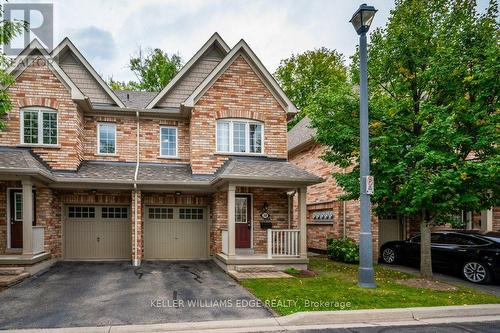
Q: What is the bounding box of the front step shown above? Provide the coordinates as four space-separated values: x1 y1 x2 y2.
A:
234 265 277 273
0 272 30 287
0 267 25 275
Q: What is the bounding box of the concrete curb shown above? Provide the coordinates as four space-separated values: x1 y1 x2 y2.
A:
4 304 500 333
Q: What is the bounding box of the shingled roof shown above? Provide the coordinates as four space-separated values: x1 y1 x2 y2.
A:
288 116 316 152
0 147 322 186
114 90 158 109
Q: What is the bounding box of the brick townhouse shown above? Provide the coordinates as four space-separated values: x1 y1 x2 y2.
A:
288 116 500 255
0 33 323 276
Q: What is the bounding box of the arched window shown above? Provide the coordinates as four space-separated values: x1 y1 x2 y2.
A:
216 119 264 154
20 107 58 145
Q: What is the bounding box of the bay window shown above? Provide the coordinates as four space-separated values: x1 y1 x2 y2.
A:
216 119 263 154
21 108 58 145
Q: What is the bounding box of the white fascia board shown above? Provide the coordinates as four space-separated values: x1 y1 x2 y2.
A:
184 39 298 114
145 32 231 109
51 38 126 107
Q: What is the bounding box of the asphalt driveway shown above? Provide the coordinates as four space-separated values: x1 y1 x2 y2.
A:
0 261 273 329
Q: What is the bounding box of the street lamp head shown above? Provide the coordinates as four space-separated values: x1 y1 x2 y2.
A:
350 3 377 35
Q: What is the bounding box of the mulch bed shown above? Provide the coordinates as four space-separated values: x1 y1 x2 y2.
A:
395 278 458 291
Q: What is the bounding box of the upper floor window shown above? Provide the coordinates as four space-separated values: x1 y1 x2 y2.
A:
21 108 58 145
216 119 263 154
97 123 116 154
160 126 178 157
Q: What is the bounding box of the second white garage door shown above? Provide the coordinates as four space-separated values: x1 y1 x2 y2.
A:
144 206 208 259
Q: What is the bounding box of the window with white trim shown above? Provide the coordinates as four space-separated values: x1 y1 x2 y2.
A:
68 206 96 219
97 123 116 154
148 207 174 220
179 208 204 220
160 126 177 157
21 108 58 145
216 119 263 154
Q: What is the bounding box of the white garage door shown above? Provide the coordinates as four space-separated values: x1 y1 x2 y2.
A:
144 206 208 259
65 205 131 260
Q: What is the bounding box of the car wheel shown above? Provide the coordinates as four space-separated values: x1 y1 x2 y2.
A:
381 247 397 264
462 261 491 284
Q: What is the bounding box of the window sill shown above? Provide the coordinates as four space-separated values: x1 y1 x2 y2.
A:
158 156 181 160
307 222 334 225
95 153 118 157
17 144 61 149
215 152 266 157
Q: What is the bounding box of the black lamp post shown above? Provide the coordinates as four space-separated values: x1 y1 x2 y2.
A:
350 3 377 289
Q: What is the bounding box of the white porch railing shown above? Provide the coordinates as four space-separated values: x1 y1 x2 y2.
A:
32 226 45 254
267 229 300 258
221 230 228 255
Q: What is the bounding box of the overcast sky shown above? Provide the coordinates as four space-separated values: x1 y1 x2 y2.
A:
5 0 491 83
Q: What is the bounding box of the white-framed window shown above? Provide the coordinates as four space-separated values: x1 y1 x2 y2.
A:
216 119 263 154
20 107 58 145
160 126 178 157
148 207 174 220
179 208 204 220
68 206 96 219
97 123 116 154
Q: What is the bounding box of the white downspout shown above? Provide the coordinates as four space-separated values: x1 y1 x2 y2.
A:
133 111 140 267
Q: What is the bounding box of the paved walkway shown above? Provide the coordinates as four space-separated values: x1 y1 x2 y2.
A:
381 264 500 296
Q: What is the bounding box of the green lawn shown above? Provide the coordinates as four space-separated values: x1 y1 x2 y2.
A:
241 257 500 315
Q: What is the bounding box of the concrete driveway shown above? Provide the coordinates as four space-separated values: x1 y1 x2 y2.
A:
0 261 273 329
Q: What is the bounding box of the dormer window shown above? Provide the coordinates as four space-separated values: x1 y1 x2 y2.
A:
216 119 263 154
20 107 58 145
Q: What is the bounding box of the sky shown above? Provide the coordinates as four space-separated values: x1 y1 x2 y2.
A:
3 0 491 83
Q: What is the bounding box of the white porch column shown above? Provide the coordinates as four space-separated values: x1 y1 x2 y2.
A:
481 209 493 232
298 186 307 258
227 184 236 257
22 179 34 255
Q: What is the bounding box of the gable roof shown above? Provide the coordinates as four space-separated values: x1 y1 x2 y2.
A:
146 32 230 109
184 39 298 115
6 39 85 101
288 116 316 153
51 38 126 107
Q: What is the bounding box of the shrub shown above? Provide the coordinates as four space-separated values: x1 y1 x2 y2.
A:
327 238 359 263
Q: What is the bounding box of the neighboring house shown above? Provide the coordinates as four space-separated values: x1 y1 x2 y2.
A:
0 33 323 275
288 117 500 255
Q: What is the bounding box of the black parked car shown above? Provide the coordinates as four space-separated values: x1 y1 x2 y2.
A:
380 231 500 284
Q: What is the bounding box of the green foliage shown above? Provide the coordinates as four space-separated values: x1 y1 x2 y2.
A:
310 0 500 222
284 267 301 275
0 3 27 129
274 48 347 129
108 47 182 92
327 238 359 263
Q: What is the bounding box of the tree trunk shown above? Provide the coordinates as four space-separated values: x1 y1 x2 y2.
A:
420 218 433 279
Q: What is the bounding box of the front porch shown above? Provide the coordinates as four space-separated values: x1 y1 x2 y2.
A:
212 183 309 272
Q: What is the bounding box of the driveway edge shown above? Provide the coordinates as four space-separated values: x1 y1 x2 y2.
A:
4 304 500 333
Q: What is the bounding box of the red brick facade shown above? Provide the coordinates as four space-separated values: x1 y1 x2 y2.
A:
190 55 288 174
289 142 379 257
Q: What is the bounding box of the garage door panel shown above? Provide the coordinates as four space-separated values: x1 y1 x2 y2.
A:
145 206 208 259
65 206 130 260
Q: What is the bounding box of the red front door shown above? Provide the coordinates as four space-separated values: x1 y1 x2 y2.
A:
235 195 251 248
10 190 23 248
9 189 36 249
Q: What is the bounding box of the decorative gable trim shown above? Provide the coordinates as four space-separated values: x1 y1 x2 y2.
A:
145 32 230 109
51 38 126 107
183 39 298 115
6 39 86 101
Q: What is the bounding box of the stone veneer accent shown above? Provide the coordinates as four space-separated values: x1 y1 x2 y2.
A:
1 58 84 170
289 142 379 257
190 55 288 174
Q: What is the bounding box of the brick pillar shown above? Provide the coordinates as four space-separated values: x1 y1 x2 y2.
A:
131 190 143 266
